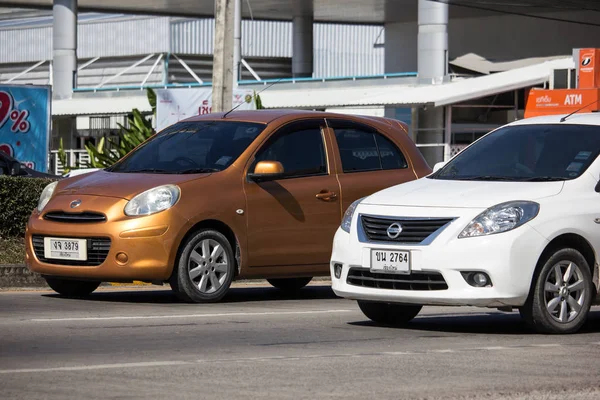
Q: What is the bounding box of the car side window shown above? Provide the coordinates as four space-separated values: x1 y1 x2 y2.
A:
376 133 408 170
253 121 327 179
334 125 408 173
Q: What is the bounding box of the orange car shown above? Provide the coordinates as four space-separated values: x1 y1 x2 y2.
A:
26 110 431 302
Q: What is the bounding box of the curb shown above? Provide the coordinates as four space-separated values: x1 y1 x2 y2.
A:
0 264 47 288
0 265 332 289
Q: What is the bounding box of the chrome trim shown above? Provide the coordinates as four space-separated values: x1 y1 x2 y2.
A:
357 214 457 246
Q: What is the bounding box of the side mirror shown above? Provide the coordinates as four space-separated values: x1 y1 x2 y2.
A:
10 161 21 176
433 161 447 173
248 161 285 181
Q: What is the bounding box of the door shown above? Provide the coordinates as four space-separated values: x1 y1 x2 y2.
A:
244 119 342 267
328 119 417 212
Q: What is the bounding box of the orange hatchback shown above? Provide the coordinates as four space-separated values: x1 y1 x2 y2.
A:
26 110 431 302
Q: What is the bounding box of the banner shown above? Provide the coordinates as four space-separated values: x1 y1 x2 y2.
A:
156 88 256 131
0 85 51 172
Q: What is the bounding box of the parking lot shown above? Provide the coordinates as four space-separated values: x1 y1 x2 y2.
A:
1 283 599 400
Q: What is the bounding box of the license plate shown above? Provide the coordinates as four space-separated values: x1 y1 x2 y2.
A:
370 249 410 274
44 238 87 261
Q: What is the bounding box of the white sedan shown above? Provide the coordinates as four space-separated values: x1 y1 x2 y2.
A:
330 113 600 334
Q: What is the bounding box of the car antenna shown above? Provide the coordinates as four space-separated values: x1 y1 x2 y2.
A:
560 99 600 122
222 77 284 119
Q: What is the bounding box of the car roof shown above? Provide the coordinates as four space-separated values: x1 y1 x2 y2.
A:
180 109 402 127
508 112 600 127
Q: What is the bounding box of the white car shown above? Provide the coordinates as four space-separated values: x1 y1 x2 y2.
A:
331 112 600 334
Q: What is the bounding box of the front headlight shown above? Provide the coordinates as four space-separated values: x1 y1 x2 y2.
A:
341 198 364 233
124 185 180 216
458 201 539 238
37 181 58 212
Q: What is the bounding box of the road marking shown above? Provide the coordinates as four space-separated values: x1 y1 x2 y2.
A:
30 309 354 322
1 342 589 375
0 361 190 374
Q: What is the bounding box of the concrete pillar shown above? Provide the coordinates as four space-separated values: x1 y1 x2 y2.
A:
52 0 77 100
292 1 313 78
417 0 448 167
383 21 418 128
233 0 241 86
212 0 234 112
417 0 448 84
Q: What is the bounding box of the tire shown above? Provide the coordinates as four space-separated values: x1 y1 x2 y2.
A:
170 229 235 303
267 277 312 291
45 277 100 297
357 300 422 326
520 248 594 334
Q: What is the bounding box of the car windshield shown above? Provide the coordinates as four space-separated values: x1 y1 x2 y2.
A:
107 121 266 174
431 124 600 182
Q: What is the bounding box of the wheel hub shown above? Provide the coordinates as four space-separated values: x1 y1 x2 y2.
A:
559 286 569 298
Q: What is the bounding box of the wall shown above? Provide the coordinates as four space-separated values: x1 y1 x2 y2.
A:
384 21 417 73
384 11 600 74
450 11 600 61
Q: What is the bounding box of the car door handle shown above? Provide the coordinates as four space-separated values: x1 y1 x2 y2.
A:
316 191 337 201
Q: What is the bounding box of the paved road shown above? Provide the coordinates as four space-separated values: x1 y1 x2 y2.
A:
1 284 599 400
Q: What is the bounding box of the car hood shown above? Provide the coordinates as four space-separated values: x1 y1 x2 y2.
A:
362 177 565 209
55 170 211 200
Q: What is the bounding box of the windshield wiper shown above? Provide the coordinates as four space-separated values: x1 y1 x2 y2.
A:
520 176 566 182
120 168 173 174
176 168 221 174
453 175 516 181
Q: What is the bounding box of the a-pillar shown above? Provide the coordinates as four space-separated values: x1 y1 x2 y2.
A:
292 0 313 78
53 0 77 100
417 0 448 167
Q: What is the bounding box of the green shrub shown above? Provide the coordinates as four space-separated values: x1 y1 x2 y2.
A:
0 236 25 264
0 176 57 238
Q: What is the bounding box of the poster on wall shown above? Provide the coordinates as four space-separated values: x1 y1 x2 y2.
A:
156 88 256 131
0 84 51 172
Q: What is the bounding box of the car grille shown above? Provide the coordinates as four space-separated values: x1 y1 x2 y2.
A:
347 268 448 291
361 215 454 244
44 211 107 223
32 235 111 266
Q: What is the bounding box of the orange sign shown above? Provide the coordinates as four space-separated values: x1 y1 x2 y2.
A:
579 48 600 89
524 88 600 118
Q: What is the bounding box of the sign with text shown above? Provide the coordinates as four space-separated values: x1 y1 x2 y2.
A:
0 84 51 172
524 88 600 119
578 48 600 89
156 88 256 131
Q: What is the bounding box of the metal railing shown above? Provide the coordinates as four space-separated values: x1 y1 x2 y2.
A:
49 150 91 175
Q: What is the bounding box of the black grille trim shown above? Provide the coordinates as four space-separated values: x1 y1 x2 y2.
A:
44 211 107 223
347 268 448 291
361 215 454 244
32 235 111 266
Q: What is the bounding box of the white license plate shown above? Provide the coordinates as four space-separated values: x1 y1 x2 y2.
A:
370 249 410 274
44 238 87 261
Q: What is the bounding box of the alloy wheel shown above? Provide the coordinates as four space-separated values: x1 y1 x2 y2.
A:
188 238 229 294
544 261 587 324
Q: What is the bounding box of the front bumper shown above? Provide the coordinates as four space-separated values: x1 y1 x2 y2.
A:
26 194 186 282
330 206 550 308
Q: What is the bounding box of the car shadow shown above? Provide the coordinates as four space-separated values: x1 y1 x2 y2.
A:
41 284 338 304
347 309 600 335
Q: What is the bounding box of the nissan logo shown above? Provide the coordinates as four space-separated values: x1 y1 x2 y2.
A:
387 222 402 239
70 199 82 209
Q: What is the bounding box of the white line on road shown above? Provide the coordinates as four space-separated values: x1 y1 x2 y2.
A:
0 343 577 375
0 361 191 374
30 309 354 322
